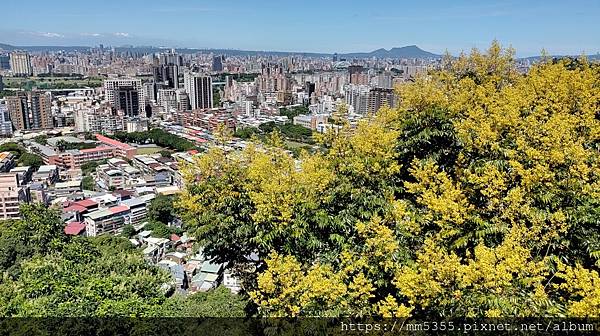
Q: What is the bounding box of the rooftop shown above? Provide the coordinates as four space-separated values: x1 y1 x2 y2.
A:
96 134 134 150
64 221 86 235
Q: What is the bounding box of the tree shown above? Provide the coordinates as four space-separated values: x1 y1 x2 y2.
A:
81 176 95 191
148 194 175 225
234 127 259 139
178 43 600 318
144 220 180 239
18 153 43 170
33 135 48 145
120 225 136 238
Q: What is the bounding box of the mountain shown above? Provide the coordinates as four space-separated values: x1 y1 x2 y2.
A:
0 42 441 59
342 45 440 59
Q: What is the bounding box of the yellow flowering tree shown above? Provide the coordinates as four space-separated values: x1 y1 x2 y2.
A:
179 42 600 317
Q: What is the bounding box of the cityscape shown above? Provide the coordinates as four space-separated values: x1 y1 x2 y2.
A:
0 0 600 334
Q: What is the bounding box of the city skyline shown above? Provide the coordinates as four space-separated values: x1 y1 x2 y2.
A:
0 0 598 57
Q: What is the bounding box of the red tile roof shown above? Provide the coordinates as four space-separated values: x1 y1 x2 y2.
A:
170 234 181 242
64 222 86 235
63 204 87 213
79 146 114 153
75 199 98 208
95 134 135 150
108 205 129 214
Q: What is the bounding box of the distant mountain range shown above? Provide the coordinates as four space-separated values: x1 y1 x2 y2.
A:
1 42 598 60
342 45 440 59
0 42 440 59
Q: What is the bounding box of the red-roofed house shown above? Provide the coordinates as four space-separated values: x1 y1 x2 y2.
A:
64 222 86 235
108 205 129 214
77 199 98 208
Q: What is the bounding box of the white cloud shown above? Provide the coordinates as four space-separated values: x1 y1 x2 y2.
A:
80 32 102 37
113 32 130 37
26 31 65 38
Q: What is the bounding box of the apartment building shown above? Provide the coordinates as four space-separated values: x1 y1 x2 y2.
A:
0 173 30 220
84 205 130 237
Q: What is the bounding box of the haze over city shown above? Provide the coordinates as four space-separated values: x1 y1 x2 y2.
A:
1 0 599 56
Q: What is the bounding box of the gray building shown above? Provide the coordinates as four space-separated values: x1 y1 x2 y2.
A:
184 73 213 110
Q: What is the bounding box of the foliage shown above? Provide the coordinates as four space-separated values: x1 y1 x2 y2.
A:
259 122 313 143
0 142 24 157
18 153 43 170
112 129 197 152
0 205 248 317
164 286 249 317
120 224 136 238
81 176 95 191
33 135 48 145
234 127 259 139
143 221 181 239
279 105 309 122
178 42 600 318
55 140 96 151
148 194 176 225
81 159 107 176
0 142 43 169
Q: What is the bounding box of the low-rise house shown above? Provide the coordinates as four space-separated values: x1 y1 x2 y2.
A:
29 182 49 205
64 221 86 236
0 152 15 172
121 197 148 226
84 205 130 236
143 237 171 263
33 165 59 186
96 164 125 190
190 260 224 293
223 269 242 294
9 166 32 185
163 251 186 264
52 180 82 198
158 259 187 290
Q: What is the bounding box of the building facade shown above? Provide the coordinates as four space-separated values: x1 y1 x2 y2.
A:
104 79 144 117
184 73 213 110
9 51 32 76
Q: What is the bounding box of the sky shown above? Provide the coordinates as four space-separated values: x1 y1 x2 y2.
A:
0 0 598 57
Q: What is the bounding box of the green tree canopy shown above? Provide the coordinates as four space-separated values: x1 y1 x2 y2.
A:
178 43 600 318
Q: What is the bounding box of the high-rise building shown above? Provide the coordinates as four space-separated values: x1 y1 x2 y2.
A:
157 50 183 66
6 93 28 130
184 73 213 110
9 51 33 76
0 55 10 70
153 64 179 89
6 91 53 130
0 75 4 91
104 79 144 117
345 84 370 115
117 87 140 118
29 91 53 129
368 88 396 114
212 55 224 72
0 105 13 137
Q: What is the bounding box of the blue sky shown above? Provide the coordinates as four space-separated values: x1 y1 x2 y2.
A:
0 0 598 56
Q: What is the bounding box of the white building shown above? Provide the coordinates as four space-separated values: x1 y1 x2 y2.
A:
9 51 32 76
